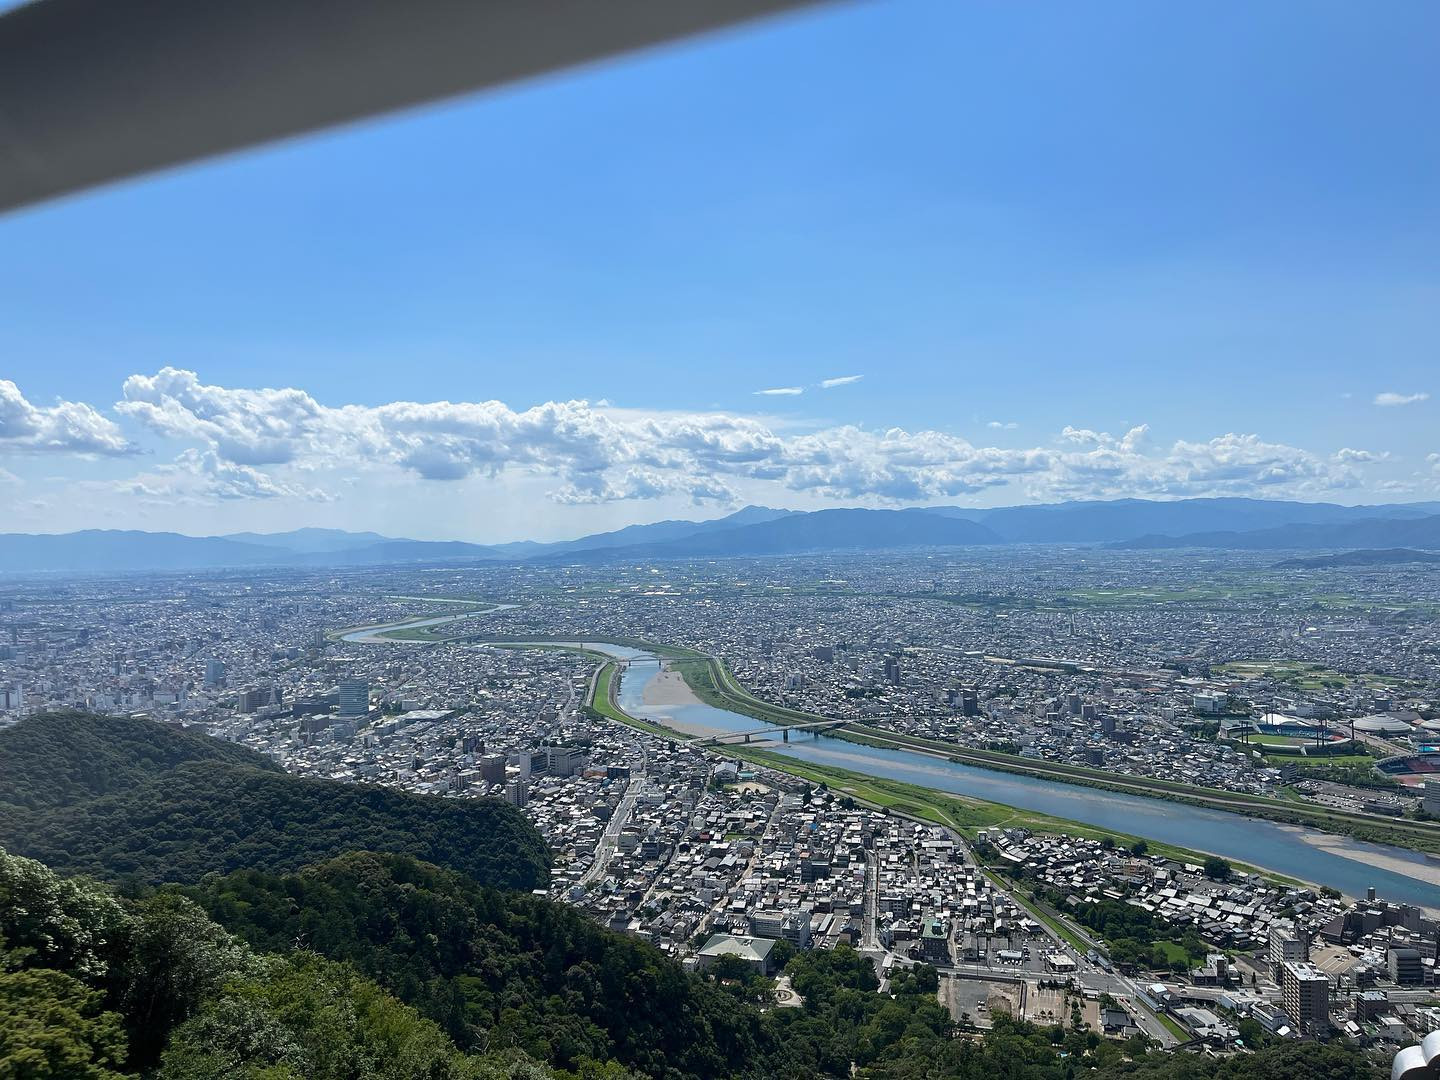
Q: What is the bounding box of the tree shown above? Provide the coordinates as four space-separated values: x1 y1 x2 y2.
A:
0 968 127 1079
113 893 258 1066
1129 841 1148 856
156 954 467 1080
1202 857 1232 881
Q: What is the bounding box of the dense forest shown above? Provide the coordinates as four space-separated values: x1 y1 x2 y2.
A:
0 713 1388 1078
1 845 1385 1080
0 710 279 810
0 713 549 890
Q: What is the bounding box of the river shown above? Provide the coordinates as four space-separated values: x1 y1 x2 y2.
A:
584 644 1437 910
349 628 1438 909
339 602 517 643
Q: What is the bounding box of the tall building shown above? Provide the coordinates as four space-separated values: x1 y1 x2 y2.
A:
544 746 588 777
479 753 507 786
1281 962 1330 1034
1389 948 1424 986
1425 779 1440 817
504 779 528 808
204 657 225 688
337 678 370 717
1269 926 1307 980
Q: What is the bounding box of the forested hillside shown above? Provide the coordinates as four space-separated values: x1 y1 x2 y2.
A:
0 712 550 891
0 710 278 811
0 846 557 1079
189 852 766 1079
0 845 1383 1080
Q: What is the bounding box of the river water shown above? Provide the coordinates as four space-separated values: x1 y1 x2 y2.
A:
585 645 1437 910
340 603 517 643
344 628 1436 909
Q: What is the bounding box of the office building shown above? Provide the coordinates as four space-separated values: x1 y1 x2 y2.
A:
337 678 370 717
1389 948 1424 986
696 934 777 975
544 745 588 777
204 657 225 688
1280 962 1330 1034
479 753 507 786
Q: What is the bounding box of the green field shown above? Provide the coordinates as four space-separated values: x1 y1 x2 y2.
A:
1214 659 1424 691
1262 752 1377 768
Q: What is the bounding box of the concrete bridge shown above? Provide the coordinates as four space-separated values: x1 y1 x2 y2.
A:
697 719 852 746
608 655 707 667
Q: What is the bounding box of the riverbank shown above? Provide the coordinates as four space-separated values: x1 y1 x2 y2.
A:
679 653 1440 856
331 601 512 643
551 639 1439 906
1301 830 1440 889
590 658 1309 888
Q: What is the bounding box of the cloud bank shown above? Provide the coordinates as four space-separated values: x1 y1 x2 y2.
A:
66 367 1380 508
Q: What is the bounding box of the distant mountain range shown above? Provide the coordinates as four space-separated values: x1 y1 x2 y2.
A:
5 496 1440 573
1110 512 1440 553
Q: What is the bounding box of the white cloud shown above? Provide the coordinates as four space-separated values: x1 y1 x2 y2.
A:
115 449 332 504
0 380 134 456
753 387 804 396
1374 391 1429 407
819 375 864 389
101 367 1383 508
986 420 1018 430
1334 447 1386 464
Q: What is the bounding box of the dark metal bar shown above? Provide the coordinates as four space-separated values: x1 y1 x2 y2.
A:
0 0 833 213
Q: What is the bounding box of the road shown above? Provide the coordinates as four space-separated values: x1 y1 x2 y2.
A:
579 739 647 890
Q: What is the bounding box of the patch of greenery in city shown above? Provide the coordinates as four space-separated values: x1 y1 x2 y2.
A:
1288 764 1399 790
1213 659 1424 691
1060 898 1209 973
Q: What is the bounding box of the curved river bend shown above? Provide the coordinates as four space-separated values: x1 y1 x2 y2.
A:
579 644 1437 910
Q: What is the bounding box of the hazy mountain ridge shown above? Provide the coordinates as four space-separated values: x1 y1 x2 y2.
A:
7 498 1440 572
535 507 1002 563
930 497 1440 542
1110 513 1440 552
1273 548 1440 568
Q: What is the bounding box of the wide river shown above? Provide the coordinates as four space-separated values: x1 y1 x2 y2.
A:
564 642 1439 910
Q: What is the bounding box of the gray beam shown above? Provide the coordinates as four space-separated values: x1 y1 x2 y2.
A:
0 0 835 214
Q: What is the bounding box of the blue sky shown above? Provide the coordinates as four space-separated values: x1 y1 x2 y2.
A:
1 0 1437 540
